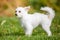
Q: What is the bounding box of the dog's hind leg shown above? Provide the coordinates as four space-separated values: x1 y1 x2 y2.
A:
42 22 52 36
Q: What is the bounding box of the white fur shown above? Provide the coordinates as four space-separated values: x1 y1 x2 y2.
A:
15 6 55 36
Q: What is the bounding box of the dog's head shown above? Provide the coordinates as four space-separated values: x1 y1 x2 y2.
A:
15 6 30 18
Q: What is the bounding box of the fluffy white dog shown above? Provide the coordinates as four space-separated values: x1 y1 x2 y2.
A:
15 6 55 36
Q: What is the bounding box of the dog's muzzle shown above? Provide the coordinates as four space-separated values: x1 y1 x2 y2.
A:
15 14 17 16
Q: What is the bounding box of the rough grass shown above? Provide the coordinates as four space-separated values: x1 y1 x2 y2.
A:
0 12 60 40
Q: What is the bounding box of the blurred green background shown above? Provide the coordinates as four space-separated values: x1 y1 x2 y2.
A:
0 0 60 16
0 0 60 40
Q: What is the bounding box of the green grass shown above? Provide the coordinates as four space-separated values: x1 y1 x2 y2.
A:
0 12 60 40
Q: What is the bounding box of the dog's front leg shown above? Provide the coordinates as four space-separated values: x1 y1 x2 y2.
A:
24 23 33 36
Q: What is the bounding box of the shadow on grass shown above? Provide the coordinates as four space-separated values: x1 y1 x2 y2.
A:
0 32 25 36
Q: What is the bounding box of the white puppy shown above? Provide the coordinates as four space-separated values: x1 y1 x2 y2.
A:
15 6 55 36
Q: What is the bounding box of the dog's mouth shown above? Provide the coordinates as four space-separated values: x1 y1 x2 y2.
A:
15 14 22 18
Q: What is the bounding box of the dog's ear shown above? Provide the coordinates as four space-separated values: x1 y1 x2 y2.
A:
24 6 30 11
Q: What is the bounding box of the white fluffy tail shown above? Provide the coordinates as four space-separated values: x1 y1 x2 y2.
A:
40 7 55 20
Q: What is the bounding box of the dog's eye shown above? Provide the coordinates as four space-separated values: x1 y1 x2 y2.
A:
15 11 17 12
19 11 21 13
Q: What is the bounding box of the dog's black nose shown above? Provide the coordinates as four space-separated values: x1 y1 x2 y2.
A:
15 14 17 16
